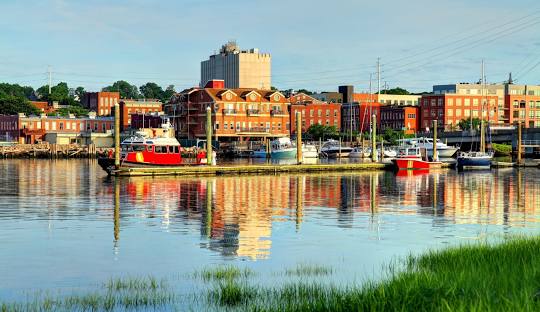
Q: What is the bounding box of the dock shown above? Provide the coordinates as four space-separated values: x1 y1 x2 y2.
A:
111 162 393 177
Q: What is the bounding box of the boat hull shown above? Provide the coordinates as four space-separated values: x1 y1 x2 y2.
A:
428 147 458 158
392 158 443 170
456 157 492 169
271 149 297 159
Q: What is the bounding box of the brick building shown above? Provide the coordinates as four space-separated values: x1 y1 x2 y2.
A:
505 84 540 128
341 102 381 133
380 105 419 134
0 115 20 142
419 94 500 131
81 91 120 116
130 113 167 129
6 113 114 144
165 80 289 140
289 93 341 135
119 100 163 131
31 101 56 114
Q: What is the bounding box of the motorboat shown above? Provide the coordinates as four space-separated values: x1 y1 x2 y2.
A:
320 139 353 158
398 137 458 158
349 147 371 158
391 146 443 170
252 148 267 158
270 137 296 159
302 143 319 158
456 151 493 170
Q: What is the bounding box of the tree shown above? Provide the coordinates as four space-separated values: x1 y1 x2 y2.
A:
306 124 339 140
0 94 40 115
102 80 140 99
0 83 35 99
139 82 164 100
75 86 85 101
379 87 410 95
37 82 70 102
297 89 313 95
458 118 481 131
162 85 175 103
270 86 278 91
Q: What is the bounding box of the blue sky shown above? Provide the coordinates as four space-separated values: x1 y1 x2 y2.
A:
0 0 539 93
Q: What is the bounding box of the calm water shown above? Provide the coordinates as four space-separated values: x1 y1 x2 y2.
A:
1 159 539 302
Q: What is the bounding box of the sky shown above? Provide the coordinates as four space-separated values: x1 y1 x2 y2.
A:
0 0 539 94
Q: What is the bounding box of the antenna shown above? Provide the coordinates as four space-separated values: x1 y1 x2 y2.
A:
48 65 52 95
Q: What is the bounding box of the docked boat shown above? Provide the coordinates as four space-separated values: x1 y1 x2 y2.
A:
252 148 267 158
302 143 319 158
456 151 493 170
398 137 458 159
391 147 443 170
270 137 297 159
349 147 371 158
320 139 353 158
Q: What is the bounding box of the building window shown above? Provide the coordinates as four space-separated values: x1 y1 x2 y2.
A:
102 123 106 132
447 99 453 106
310 110 314 117
94 123 98 131
464 99 470 106
326 109 330 117
318 109 322 117
216 121 220 130
236 122 240 131
473 99 479 106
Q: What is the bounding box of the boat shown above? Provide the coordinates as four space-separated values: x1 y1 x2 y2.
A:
397 137 458 159
456 60 494 170
349 147 371 158
456 151 493 169
302 143 319 158
252 148 267 158
270 137 297 159
391 146 443 170
320 139 353 158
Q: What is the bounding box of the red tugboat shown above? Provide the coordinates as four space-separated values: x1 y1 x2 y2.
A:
391 146 443 171
98 119 206 174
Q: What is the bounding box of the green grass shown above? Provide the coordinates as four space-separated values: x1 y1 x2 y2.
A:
205 237 540 311
194 265 254 282
284 263 333 277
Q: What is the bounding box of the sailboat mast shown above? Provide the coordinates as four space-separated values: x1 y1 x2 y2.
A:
480 60 485 153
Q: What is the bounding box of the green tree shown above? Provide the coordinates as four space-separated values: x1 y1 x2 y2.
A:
0 94 40 115
306 124 339 140
162 85 175 103
379 87 410 95
0 83 35 99
139 82 164 100
37 82 70 102
297 89 313 95
458 118 482 131
75 86 85 101
102 80 140 99
382 128 404 145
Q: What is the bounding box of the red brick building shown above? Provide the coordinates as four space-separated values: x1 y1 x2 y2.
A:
165 81 289 140
289 93 341 135
81 92 120 116
130 113 166 129
341 102 381 133
0 115 20 141
419 94 499 131
506 94 540 128
119 100 163 131
380 106 419 134
31 101 56 114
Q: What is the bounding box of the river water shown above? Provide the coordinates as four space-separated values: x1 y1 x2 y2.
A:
0 159 539 302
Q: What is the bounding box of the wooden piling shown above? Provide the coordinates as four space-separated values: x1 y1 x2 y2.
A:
371 114 377 162
517 121 522 164
206 106 213 166
433 120 438 161
114 103 120 168
296 111 302 164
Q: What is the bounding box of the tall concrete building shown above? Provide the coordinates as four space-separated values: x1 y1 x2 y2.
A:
201 41 271 89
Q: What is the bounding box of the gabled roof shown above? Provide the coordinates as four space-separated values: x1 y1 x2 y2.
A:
289 92 325 105
216 89 238 99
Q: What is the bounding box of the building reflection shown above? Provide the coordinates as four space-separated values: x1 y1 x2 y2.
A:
1 160 539 260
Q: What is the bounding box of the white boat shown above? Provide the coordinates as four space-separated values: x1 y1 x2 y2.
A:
397 137 458 158
320 139 353 158
270 137 296 159
302 143 319 158
349 147 371 158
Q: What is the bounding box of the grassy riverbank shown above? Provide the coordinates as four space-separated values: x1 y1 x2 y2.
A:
3 237 540 311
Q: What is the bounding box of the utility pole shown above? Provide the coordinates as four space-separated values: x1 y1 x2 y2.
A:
369 73 373 137
48 65 52 95
377 58 381 97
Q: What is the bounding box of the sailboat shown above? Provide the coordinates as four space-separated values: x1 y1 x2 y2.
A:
457 60 494 170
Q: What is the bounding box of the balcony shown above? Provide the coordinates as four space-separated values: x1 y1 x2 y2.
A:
246 109 260 116
270 109 285 116
235 127 270 134
223 109 237 115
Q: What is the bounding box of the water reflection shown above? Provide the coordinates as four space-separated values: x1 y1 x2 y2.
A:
1 160 539 263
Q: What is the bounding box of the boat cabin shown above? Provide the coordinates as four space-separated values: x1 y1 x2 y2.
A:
121 136 182 165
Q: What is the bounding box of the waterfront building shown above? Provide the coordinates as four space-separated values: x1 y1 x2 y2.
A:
419 93 500 131
0 115 20 142
505 84 540 128
341 102 381 133
200 41 271 89
119 99 163 131
81 91 120 116
165 80 289 141
289 93 341 135
377 94 421 106
130 112 167 130
380 105 420 134
3 112 114 145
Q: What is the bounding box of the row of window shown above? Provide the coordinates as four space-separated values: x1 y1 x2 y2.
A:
380 112 417 119
23 121 111 132
512 101 540 109
100 97 118 107
0 121 17 131
512 111 540 118
216 121 290 131
298 109 339 118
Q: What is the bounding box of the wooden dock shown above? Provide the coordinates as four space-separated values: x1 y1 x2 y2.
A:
111 162 392 177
